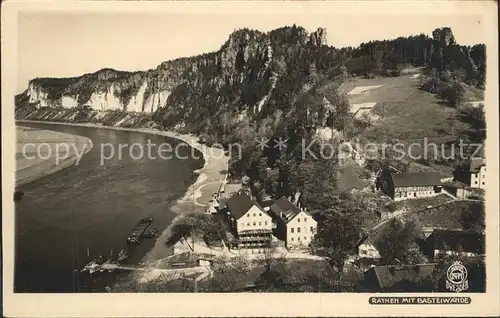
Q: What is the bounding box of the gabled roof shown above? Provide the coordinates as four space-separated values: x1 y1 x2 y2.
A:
469 158 486 173
269 197 303 223
369 264 437 289
391 172 442 187
225 193 261 220
427 229 485 254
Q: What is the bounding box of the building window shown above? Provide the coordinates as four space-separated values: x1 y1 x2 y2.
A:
291 237 294 241
253 213 256 217
247 222 250 226
297 227 301 233
259 213 262 216
298 237 301 241
253 222 256 226
304 218 307 222
265 221 268 225
291 228 294 233
310 226 314 232
259 222 262 226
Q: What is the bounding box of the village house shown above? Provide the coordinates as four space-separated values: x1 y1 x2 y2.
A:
223 193 273 252
354 239 381 271
267 197 317 250
361 263 437 291
470 158 486 189
345 235 382 272
420 229 485 260
377 171 443 201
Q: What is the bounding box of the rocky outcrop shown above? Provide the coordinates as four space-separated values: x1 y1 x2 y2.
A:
309 27 327 47
22 67 183 113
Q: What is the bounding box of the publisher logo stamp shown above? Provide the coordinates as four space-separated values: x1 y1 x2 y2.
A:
446 261 469 292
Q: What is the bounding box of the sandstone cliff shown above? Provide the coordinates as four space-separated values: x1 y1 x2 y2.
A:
17 25 340 132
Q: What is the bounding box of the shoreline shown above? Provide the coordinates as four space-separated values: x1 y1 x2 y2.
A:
15 125 94 187
16 120 230 263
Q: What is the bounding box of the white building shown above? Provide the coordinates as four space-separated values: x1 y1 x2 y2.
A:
268 197 317 250
470 158 486 189
224 193 273 250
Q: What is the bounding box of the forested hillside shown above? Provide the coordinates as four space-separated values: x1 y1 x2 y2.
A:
16 25 486 205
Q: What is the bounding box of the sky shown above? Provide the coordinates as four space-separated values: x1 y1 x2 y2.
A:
17 9 486 93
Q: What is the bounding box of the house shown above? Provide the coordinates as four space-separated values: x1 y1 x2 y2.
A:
378 171 443 201
346 235 381 271
421 229 485 259
470 158 486 189
224 193 273 250
355 240 381 271
268 197 317 250
362 263 437 291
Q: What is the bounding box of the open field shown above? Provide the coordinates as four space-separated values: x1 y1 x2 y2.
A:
342 74 481 143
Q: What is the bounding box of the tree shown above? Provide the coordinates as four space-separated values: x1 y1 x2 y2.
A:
288 139 340 208
452 159 472 184
311 195 364 277
374 218 424 265
442 81 465 107
204 256 251 292
460 201 485 233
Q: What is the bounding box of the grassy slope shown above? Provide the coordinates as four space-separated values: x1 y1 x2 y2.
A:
341 74 484 176
403 200 477 229
344 74 476 142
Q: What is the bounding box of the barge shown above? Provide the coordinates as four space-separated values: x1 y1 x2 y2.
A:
127 217 154 244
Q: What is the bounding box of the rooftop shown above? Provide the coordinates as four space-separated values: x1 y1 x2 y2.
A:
269 197 302 223
469 158 486 173
225 193 262 220
368 263 437 289
391 171 442 187
427 229 485 254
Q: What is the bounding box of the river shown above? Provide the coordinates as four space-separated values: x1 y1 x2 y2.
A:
14 122 204 292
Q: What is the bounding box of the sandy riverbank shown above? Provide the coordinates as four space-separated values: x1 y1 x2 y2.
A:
16 125 94 187
16 120 230 263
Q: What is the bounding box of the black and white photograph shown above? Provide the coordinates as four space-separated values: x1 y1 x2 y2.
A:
2 1 499 317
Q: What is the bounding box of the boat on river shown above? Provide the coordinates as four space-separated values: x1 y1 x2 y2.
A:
117 249 130 262
127 217 153 244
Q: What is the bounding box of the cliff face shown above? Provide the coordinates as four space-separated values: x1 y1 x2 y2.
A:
17 25 339 132
22 64 189 113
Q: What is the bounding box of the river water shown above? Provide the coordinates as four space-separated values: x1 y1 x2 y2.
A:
14 123 204 293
